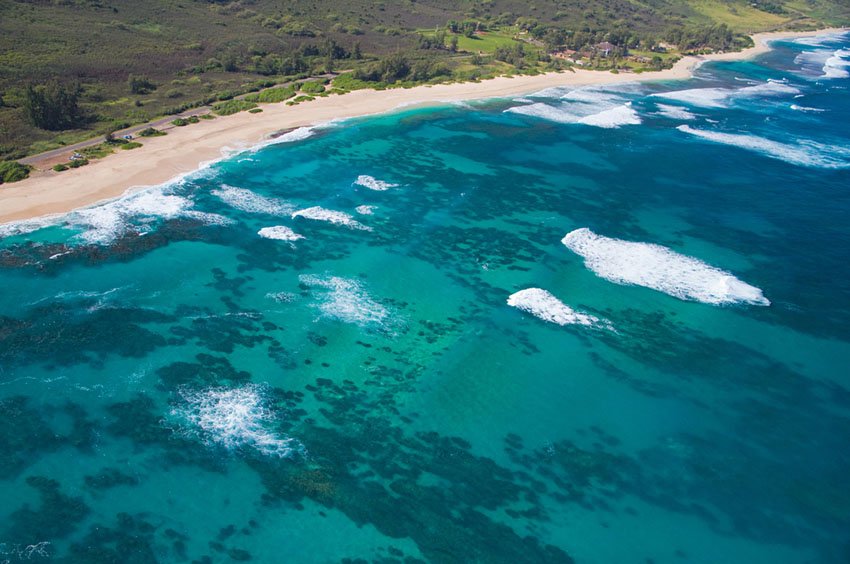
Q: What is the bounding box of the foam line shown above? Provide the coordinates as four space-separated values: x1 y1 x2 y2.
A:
561 228 770 306
292 206 372 231
353 175 398 191
211 184 295 215
677 125 850 169
507 288 609 328
257 226 304 241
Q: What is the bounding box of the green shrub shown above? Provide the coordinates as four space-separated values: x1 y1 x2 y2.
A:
172 118 188 126
69 158 89 168
199 114 216 120
248 108 263 113
53 163 69 172
212 99 257 116
0 161 31 183
120 142 143 150
187 115 200 124
300 80 326 94
244 86 296 103
333 74 377 92
138 127 166 137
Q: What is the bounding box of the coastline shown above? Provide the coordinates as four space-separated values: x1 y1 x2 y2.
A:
0 28 845 226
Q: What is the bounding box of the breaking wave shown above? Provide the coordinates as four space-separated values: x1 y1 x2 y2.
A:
823 49 850 79
171 384 301 458
299 274 390 328
353 175 399 191
677 125 850 169
506 102 641 128
651 81 800 108
69 187 230 245
790 104 826 112
355 205 376 215
561 228 770 306
507 288 609 328
257 225 304 241
211 184 296 215
292 206 371 231
655 104 697 120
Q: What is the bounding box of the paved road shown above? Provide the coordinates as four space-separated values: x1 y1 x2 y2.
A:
19 73 338 168
19 107 213 167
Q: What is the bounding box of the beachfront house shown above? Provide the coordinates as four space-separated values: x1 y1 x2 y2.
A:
596 41 616 57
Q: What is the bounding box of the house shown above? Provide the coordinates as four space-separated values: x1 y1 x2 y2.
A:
551 49 577 60
596 41 616 57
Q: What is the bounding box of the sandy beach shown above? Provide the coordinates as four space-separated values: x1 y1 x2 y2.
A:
0 28 845 225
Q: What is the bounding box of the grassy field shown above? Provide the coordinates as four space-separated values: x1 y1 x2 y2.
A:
0 0 847 162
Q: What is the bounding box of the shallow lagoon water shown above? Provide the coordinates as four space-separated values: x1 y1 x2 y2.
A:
1 35 849 563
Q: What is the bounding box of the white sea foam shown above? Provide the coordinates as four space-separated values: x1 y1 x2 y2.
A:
655 104 697 120
677 125 850 169
211 184 295 215
172 384 301 458
577 104 641 128
651 88 731 108
823 49 850 79
292 206 371 231
265 291 297 303
559 88 624 104
299 274 390 328
506 102 577 123
794 33 848 47
506 102 641 128
258 226 304 241
561 228 770 306
68 187 231 245
652 81 800 109
355 205 376 215
507 288 608 328
354 175 399 191
790 104 827 112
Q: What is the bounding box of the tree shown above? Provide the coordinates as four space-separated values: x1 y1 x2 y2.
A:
449 35 459 53
128 75 156 94
23 82 83 131
352 42 362 60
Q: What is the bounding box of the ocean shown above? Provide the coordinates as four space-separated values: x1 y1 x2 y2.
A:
0 32 849 563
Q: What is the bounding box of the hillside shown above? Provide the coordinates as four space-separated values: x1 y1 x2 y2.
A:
0 0 847 161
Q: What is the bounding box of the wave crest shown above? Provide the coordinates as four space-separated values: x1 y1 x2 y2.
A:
211 184 295 215
677 125 850 169
258 226 304 241
507 288 609 328
561 228 769 306
292 206 371 231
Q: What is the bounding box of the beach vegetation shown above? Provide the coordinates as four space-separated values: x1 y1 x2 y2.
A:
300 80 326 94
69 158 89 168
120 142 143 150
53 163 69 172
243 86 297 103
248 108 263 113
212 99 258 116
138 127 166 137
0 161 31 183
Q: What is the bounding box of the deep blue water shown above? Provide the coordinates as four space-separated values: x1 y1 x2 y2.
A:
0 33 849 563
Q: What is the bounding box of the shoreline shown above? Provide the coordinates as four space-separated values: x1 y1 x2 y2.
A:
0 28 846 226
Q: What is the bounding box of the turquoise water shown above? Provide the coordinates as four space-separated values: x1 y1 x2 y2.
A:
1 33 849 563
